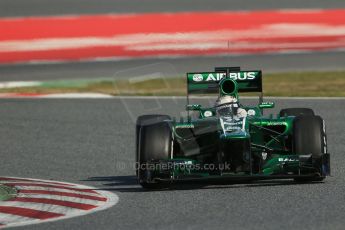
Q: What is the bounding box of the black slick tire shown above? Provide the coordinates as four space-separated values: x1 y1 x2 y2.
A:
293 115 327 182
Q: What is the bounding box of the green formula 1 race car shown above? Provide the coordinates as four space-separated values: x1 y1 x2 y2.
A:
136 67 330 189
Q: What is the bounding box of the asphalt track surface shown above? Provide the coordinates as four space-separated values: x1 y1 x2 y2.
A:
0 97 344 230
1 51 345 82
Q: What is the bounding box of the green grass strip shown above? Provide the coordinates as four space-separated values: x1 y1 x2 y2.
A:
0 184 17 201
0 71 344 97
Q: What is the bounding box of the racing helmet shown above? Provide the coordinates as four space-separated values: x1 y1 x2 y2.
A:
215 96 239 117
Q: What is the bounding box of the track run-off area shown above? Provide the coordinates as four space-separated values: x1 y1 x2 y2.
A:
0 9 344 64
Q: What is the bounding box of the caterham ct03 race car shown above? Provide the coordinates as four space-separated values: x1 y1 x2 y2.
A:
136 67 330 189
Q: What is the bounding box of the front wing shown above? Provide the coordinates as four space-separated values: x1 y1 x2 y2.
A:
139 153 330 184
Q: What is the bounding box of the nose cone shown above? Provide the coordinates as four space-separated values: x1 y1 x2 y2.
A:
220 129 250 140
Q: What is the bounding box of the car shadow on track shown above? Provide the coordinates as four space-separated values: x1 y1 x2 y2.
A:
84 175 323 193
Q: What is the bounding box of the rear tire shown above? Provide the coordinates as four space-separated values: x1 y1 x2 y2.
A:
279 108 314 117
137 116 172 189
293 115 327 182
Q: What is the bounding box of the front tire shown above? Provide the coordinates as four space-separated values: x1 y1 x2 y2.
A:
135 115 170 175
137 117 172 189
293 115 327 182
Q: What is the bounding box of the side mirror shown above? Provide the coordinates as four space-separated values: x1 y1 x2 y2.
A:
186 104 202 111
259 102 275 109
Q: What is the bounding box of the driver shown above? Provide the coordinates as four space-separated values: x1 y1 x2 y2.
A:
215 96 247 118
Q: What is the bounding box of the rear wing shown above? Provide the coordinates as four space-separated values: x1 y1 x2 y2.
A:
187 69 262 94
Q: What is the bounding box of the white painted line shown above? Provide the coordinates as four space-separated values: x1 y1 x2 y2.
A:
11 186 104 197
0 93 115 99
41 93 115 98
0 81 41 89
15 194 103 206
